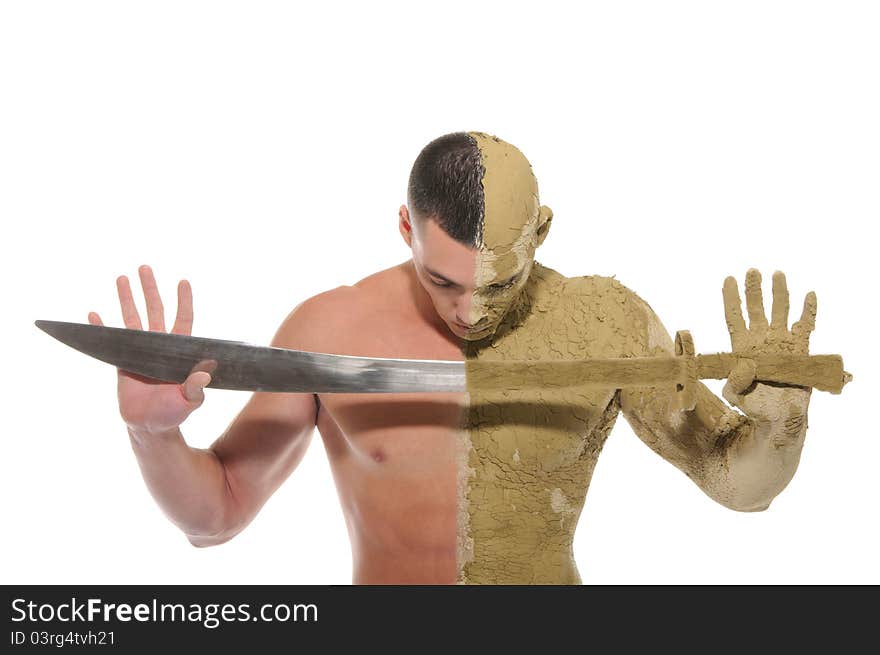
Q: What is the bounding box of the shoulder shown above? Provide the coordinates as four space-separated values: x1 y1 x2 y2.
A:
529 261 638 299
269 285 358 351
557 270 644 308
270 263 404 352
556 270 673 355
561 272 644 322
526 262 642 311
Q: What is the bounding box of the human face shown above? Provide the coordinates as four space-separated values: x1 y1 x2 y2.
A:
402 210 536 341
463 131 549 340
401 131 552 341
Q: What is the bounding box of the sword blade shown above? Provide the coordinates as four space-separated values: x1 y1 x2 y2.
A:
35 320 467 393
39 320 847 394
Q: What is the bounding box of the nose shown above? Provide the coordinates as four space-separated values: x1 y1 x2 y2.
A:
453 289 489 329
454 296 472 326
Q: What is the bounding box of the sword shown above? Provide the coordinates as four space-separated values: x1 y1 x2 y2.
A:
35 321 852 408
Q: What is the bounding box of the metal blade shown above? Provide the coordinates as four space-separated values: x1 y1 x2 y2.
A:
35 320 466 393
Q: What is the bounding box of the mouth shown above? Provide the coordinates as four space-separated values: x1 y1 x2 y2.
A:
454 320 492 334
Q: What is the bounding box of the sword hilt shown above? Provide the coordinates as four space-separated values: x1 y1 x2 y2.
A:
673 330 697 411
673 329 853 411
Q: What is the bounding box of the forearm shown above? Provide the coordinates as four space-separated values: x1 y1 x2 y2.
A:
127 426 235 542
701 390 811 511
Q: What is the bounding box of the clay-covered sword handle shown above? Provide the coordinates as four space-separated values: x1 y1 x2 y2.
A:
693 351 852 394
673 330 698 410
673 330 852 409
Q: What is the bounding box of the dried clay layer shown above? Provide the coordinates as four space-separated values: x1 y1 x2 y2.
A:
458 263 668 584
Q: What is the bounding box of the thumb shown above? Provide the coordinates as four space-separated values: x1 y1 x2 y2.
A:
181 371 211 407
726 358 757 396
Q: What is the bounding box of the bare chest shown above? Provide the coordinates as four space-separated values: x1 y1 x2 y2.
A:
314 311 466 467
313 301 625 473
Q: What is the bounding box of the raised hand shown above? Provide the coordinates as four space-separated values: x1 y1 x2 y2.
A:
89 265 215 435
721 268 814 421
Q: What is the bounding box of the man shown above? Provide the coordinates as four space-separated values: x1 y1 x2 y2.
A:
88 131 817 584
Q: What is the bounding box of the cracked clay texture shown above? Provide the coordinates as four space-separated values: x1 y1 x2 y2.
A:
461 263 657 584
448 132 802 584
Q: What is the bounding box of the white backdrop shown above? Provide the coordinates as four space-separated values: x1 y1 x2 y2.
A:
2 1 876 584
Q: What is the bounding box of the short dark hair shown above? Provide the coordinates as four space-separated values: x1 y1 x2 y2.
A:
407 132 485 248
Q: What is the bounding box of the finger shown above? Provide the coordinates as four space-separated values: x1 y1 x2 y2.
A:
116 275 144 330
138 265 166 332
88 311 104 326
792 291 818 345
722 276 747 347
744 268 768 330
181 371 211 406
171 279 194 335
188 358 218 376
769 270 790 333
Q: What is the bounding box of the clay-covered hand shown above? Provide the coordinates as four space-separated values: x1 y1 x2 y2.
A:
721 268 813 423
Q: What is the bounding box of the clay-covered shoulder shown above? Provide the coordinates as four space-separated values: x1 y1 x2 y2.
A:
559 272 641 305
558 274 672 356
270 284 365 353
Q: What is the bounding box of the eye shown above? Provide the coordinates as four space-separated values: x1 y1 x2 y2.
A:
488 278 517 292
431 277 453 288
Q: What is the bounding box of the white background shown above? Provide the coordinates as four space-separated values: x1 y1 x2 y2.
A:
1 1 876 584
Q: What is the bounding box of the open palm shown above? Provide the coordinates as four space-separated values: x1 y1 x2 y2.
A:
720 268 814 423
89 265 213 434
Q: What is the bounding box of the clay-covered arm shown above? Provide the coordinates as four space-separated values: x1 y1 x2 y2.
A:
618 270 815 512
619 374 811 512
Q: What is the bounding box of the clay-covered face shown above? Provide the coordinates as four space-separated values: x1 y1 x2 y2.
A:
464 131 551 341
410 215 538 340
406 132 552 341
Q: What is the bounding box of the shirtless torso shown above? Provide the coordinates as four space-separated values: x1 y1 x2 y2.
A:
303 260 467 584
282 258 639 584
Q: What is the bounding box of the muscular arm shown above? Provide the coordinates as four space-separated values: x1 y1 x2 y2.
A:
128 299 322 546
617 290 811 512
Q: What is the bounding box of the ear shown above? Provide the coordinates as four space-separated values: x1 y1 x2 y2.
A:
399 205 414 247
535 205 553 248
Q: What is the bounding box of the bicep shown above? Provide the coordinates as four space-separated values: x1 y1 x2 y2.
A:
619 380 736 477
617 283 743 476
210 389 317 530
208 297 326 531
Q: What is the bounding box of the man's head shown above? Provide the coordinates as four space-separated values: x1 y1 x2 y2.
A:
399 131 553 341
